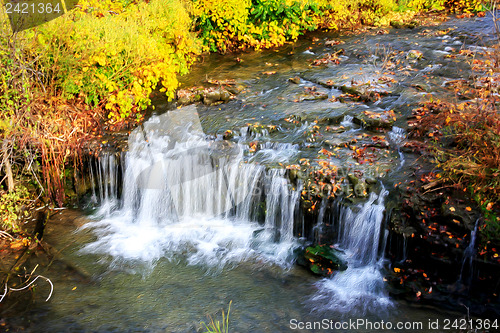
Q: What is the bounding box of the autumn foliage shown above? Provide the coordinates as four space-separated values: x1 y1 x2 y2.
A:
409 49 500 242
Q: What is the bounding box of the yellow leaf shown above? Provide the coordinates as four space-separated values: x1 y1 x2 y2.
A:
449 207 455 212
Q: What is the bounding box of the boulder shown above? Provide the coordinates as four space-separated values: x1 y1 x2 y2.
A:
297 244 348 276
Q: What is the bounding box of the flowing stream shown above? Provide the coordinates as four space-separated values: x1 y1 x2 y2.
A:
15 13 499 332
83 106 301 269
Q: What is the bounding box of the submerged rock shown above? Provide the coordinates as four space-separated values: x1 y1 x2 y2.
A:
297 245 348 276
407 50 423 60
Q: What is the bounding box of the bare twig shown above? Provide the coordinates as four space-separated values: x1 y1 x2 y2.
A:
0 275 54 303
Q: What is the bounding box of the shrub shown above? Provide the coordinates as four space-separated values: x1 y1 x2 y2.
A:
193 0 403 52
0 186 30 233
34 0 201 123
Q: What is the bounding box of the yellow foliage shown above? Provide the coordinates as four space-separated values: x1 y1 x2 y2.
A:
32 0 201 123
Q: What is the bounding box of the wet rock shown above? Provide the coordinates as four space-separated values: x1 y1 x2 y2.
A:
407 50 423 60
223 130 234 140
203 90 222 106
316 112 345 125
347 173 360 186
411 84 429 92
353 109 396 130
324 125 347 133
293 86 329 102
311 78 335 89
390 20 404 29
408 21 419 29
347 173 368 197
365 176 377 185
176 88 203 105
339 85 388 103
324 138 353 147
220 89 231 102
354 182 368 198
288 76 301 84
226 84 245 95
340 85 361 96
297 245 348 276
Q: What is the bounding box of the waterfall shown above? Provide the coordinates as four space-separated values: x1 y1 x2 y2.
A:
388 126 406 168
340 115 354 127
459 218 480 285
312 189 392 314
82 106 301 268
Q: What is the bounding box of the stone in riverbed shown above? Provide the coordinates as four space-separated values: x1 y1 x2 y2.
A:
225 84 245 95
407 50 423 60
176 88 203 105
203 88 231 106
354 182 368 198
347 173 369 197
293 87 329 102
353 109 396 130
223 130 234 140
297 245 348 276
203 90 222 105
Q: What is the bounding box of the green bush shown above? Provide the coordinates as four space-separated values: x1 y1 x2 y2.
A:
193 0 402 52
0 186 30 233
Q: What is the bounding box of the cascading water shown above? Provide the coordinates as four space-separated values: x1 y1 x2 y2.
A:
82 106 301 269
340 115 354 128
459 218 480 285
388 126 407 168
312 189 392 314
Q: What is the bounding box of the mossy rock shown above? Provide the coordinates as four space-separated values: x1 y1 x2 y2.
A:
297 244 347 277
353 109 396 130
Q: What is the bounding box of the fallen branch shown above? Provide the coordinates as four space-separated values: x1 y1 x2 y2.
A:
0 230 14 240
0 275 53 302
